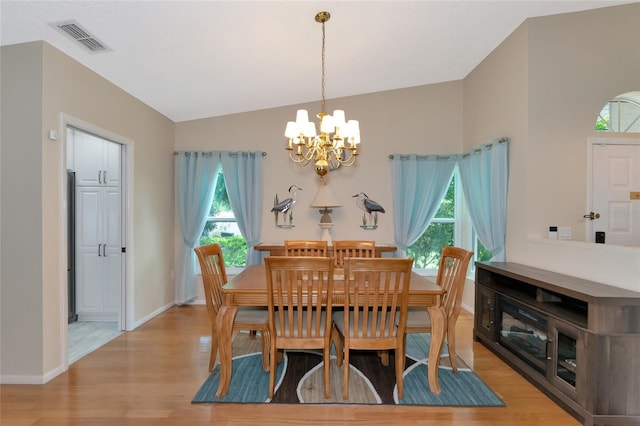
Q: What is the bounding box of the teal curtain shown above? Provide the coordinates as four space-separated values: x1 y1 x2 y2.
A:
458 138 509 261
221 151 264 266
175 151 220 304
391 154 457 256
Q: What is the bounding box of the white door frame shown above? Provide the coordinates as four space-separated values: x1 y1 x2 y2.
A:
586 136 640 243
59 114 135 370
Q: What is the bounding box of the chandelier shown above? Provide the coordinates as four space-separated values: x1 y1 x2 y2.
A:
284 11 361 177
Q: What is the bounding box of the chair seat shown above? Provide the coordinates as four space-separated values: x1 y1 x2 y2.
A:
405 307 431 329
235 306 269 325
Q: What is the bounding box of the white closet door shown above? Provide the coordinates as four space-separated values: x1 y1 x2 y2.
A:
103 187 122 313
74 132 104 186
75 186 121 319
73 129 121 187
75 187 103 313
104 141 121 187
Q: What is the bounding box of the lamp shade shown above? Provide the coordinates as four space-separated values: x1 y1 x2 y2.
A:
309 182 342 208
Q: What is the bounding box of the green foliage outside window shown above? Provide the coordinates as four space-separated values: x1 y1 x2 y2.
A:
199 235 247 267
407 222 454 268
202 171 231 236
199 170 248 267
596 114 609 131
406 177 455 269
476 239 492 262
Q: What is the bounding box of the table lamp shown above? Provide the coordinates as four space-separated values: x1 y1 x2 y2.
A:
309 179 342 245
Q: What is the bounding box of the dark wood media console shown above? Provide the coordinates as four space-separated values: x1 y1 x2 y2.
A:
474 262 640 426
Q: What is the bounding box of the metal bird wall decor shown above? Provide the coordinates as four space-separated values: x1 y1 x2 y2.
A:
352 192 385 229
271 185 303 228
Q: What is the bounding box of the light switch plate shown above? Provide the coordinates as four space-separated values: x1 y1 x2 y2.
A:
558 226 572 240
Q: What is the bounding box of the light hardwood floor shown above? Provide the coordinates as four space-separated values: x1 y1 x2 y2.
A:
1 305 581 426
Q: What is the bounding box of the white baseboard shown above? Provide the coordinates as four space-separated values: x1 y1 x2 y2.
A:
133 301 175 329
0 362 65 384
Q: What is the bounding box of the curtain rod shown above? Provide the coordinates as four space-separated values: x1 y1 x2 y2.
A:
388 136 510 159
387 154 453 160
173 151 267 156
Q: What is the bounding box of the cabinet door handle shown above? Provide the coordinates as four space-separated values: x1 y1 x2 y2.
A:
98 170 102 184
546 339 553 360
103 244 107 257
103 170 107 184
98 244 102 256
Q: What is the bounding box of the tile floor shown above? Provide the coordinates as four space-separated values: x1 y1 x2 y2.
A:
68 321 123 364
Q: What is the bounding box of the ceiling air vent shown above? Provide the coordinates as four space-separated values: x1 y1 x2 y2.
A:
50 20 111 54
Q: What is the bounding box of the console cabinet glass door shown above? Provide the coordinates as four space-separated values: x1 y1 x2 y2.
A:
475 285 496 340
548 318 583 402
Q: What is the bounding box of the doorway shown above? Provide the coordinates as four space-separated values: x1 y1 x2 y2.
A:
63 118 132 364
587 138 640 246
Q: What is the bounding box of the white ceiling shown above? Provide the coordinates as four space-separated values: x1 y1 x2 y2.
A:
1 1 635 122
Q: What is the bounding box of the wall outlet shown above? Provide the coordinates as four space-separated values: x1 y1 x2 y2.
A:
558 227 572 240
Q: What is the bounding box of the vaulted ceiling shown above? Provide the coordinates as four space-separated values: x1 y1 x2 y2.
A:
1 1 634 122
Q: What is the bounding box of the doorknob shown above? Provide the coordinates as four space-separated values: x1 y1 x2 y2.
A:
583 212 601 220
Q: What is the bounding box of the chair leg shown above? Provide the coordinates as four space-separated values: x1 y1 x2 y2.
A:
395 344 405 399
323 345 331 399
342 348 350 400
209 329 219 372
261 329 270 372
268 338 277 399
447 320 458 373
402 333 407 372
378 350 389 366
249 330 257 339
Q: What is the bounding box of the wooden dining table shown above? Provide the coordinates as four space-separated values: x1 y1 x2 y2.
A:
215 263 447 398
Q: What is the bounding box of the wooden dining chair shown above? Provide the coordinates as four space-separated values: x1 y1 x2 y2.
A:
284 239 328 257
332 240 376 268
404 246 473 373
264 256 334 399
194 244 269 372
332 257 414 400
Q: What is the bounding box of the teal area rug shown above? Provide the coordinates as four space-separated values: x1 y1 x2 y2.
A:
193 332 505 406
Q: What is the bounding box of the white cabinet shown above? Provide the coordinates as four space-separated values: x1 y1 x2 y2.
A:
73 130 120 187
75 185 122 320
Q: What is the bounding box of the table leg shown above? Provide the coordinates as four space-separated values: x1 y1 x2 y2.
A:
426 305 445 394
215 304 237 398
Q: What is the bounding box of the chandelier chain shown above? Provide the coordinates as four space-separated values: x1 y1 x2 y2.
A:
321 19 326 115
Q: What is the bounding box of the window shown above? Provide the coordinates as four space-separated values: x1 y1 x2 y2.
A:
405 168 499 275
596 92 640 133
474 237 492 263
406 173 457 272
199 170 247 267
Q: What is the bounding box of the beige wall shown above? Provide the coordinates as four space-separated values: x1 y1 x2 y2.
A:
1 42 45 379
464 3 640 290
1 41 175 381
175 81 464 247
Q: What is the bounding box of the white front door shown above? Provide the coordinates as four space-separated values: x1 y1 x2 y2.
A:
590 139 640 246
